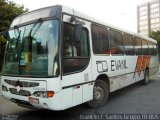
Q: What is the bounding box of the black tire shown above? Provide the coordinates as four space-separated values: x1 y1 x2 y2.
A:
142 69 149 85
87 79 109 108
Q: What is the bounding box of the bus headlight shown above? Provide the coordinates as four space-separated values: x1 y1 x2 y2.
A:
2 85 8 92
33 91 47 98
33 91 54 98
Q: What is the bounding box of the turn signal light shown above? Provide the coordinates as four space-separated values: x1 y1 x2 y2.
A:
33 91 55 98
47 91 54 97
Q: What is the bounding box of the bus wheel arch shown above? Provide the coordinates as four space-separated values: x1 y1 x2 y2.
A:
87 74 110 108
96 74 110 90
142 68 149 85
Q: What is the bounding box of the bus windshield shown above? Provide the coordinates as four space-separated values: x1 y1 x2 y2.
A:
2 20 59 77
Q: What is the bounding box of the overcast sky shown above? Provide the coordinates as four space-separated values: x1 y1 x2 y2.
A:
10 0 152 33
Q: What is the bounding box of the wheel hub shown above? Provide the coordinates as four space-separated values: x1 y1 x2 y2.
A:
94 86 104 100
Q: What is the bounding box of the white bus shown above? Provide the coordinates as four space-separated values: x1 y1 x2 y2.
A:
0 5 159 110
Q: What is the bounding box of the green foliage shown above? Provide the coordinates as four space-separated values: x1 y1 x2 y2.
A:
149 30 160 56
0 34 7 72
0 0 28 72
149 30 160 42
0 0 28 32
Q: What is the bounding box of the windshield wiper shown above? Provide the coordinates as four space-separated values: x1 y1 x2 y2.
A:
21 18 43 53
29 18 43 38
13 25 22 53
15 30 21 48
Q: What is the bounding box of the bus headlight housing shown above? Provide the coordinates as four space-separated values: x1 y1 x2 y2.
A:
33 91 54 98
2 85 8 92
33 91 47 98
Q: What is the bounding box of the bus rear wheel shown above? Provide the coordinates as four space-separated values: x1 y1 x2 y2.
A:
87 79 109 108
142 69 149 85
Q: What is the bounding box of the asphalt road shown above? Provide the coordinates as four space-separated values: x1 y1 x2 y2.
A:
1 71 160 120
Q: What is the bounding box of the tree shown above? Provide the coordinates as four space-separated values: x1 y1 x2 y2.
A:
149 30 160 56
0 0 28 32
0 0 28 72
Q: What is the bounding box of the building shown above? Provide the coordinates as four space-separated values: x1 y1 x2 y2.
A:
137 0 160 36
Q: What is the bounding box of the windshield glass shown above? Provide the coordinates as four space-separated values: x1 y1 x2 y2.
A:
2 20 59 77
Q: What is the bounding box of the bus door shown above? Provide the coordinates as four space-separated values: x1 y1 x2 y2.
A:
61 14 92 109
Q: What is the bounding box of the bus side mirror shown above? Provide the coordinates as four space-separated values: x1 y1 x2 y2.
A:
75 24 82 41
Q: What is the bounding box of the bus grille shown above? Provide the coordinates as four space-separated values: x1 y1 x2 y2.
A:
4 79 39 87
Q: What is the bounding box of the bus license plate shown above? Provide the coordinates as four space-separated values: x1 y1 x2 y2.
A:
29 97 39 104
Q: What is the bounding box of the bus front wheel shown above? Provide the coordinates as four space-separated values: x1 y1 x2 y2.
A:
87 79 109 108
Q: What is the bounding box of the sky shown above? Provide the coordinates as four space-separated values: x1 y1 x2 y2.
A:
10 0 152 33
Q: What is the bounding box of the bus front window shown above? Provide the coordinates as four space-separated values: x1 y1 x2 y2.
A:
2 20 59 77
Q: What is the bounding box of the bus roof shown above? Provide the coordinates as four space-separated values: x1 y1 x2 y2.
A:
64 6 156 44
10 5 62 28
11 5 157 44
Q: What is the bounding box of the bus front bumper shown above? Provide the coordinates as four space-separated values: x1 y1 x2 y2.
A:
2 90 62 110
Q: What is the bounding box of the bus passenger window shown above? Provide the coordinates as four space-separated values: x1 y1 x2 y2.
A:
153 44 157 55
109 29 124 55
63 36 77 57
142 39 148 55
134 37 142 55
123 33 134 55
91 24 109 54
148 42 154 55
63 23 90 75
110 47 119 54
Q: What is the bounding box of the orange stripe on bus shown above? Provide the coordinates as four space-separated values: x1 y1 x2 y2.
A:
134 55 151 78
146 56 151 67
141 55 148 70
136 55 142 76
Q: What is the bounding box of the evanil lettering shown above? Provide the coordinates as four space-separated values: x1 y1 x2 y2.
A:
111 60 128 71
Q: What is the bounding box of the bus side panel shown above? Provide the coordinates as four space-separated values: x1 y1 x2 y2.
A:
61 88 73 110
149 56 155 76
120 56 137 87
62 73 84 110
135 70 144 82
72 86 83 106
82 83 94 103
109 77 121 92
109 56 126 90
149 56 159 76
91 55 125 92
